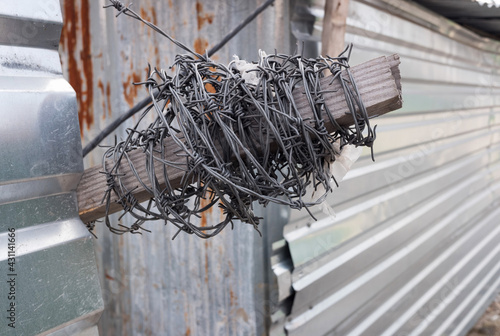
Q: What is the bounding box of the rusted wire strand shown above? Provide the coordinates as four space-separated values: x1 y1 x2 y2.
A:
97 1 376 239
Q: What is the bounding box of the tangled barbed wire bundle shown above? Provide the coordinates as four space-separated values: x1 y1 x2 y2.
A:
99 1 376 239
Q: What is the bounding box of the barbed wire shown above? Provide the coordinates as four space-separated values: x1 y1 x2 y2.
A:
97 1 375 239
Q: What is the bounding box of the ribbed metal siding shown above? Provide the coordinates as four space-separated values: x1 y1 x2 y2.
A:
281 0 500 335
0 1 103 335
59 1 293 335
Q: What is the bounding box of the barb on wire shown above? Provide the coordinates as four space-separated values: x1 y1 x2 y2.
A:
96 1 376 239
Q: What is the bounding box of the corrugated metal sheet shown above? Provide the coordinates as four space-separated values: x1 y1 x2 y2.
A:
0 1 103 335
280 0 500 335
59 1 293 335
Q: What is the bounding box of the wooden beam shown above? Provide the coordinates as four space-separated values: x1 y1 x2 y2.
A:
77 55 402 223
321 0 350 57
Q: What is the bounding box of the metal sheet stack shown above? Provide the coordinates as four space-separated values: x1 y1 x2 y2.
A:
280 0 500 335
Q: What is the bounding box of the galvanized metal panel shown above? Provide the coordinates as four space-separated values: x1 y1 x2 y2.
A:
282 0 500 335
0 1 103 335
58 0 293 335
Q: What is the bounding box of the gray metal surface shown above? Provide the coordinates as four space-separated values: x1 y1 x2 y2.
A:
0 1 103 335
58 0 293 335
414 0 500 39
278 0 500 335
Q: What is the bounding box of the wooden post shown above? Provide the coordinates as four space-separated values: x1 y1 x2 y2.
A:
77 55 402 223
321 0 350 57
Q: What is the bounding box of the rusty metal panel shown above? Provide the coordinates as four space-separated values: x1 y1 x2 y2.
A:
281 0 500 335
58 0 292 335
